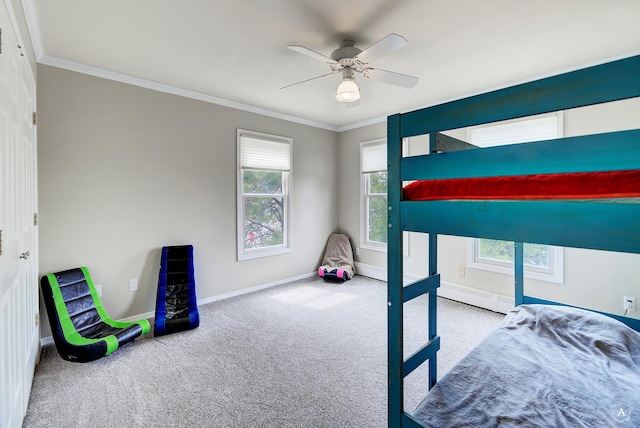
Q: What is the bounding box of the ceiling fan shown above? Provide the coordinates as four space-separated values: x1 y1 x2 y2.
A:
282 33 419 103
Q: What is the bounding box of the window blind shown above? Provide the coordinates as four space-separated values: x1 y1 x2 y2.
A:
240 135 291 171
362 142 387 173
470 115 559 148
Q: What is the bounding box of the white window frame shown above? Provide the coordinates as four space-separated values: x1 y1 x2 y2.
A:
237 129 292 261
465 113 565 284
466 240 564 284
360 139 387 252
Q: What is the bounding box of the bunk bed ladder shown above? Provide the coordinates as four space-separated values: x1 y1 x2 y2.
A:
388 126 440 428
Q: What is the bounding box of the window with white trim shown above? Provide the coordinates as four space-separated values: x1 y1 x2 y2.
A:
466 113 564 283
361 139 387 250
237 130 292 261
467 240 564 283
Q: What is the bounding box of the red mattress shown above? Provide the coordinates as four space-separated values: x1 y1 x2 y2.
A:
402 170 640 201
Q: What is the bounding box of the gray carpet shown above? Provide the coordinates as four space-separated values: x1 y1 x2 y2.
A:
23 275 504 428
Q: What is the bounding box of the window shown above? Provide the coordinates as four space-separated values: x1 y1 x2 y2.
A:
466 113 564 283
361 139 387 250
237 130 292 260
468 239 564 283
469 114 561 148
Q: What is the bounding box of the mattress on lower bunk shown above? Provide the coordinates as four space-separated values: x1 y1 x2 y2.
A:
413 304 640 427
402 170 640 201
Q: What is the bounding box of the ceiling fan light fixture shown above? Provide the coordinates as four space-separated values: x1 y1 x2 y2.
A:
336 78 360 102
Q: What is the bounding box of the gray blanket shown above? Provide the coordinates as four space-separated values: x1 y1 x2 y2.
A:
414 304 640 427
319 233 355 279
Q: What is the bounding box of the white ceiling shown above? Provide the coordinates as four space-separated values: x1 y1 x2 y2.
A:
23 0 640 131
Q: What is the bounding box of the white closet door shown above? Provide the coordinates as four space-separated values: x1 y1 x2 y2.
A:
0 2 39 427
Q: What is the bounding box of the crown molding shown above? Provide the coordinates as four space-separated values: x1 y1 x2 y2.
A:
20 1 345 132
19 0 387 133
39 55 342 132
337 116 387 133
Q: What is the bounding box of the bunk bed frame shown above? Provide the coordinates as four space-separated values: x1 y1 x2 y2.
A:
387 54 640 427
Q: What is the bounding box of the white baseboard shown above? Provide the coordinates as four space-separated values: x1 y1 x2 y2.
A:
438 281 513 314
40 336 54 346
355 262 513 314
40 271 316 347
354 262 386 281
196 271 316 306
355 262 439 286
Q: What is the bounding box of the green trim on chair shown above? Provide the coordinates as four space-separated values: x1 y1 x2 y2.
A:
79 267 151 335
45 273 108 348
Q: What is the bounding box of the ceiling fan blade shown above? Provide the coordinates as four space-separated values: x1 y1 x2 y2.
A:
363 68 419 89
355 33 408 64
280 71 340 89
287 45 338 64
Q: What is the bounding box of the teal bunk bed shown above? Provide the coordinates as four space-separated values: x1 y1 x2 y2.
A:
387 54 640 427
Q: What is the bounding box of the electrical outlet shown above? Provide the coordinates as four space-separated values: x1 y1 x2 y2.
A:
623 296 636 313
129 279 138 292
355 247 360 256
95 284 102 297
458 266 465 277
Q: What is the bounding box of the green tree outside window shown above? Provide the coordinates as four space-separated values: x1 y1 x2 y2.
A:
367 171 387 244
243 170 285 249
478 239 550 268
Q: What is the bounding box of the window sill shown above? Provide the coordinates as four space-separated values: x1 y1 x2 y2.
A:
238 246 292 261
361 243 387 253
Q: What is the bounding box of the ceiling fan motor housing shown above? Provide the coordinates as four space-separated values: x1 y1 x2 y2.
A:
330 40 362 61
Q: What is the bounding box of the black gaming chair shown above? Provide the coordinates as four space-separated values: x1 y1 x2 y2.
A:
40 267 150 362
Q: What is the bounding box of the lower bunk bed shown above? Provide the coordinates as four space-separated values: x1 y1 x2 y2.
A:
413 304 640 427
387 53 640 427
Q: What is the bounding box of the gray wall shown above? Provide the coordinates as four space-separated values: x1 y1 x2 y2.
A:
37 65 339 336
337 121 387 268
